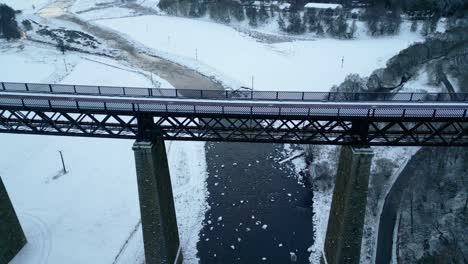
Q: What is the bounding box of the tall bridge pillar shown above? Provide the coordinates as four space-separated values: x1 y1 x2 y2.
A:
324 146 374 264
133 135 182 264
0 177 27 264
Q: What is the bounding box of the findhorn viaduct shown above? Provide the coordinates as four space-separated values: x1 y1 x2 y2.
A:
1 82 468 264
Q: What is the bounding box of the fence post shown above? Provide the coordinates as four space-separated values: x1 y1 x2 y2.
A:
123 87 126 96
302 92 305 101
1 82 5 90
25 83 29 91
49 84 53 92
410 93 414 101
98 86 101 95
73 85 77 94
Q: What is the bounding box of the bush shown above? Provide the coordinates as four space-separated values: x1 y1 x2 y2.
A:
22 19 32 31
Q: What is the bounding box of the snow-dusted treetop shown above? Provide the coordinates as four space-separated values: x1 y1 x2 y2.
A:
278 3 291 10
304 3 343 9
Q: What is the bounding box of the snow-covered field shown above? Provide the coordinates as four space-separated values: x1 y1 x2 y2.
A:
98 15 423 91
1 0 52 14
0 40 204 263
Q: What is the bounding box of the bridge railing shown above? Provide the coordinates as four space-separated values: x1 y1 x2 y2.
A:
1 81 468 102
1 94 468 119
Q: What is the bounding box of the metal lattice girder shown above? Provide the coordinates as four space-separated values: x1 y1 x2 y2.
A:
2 108 468 146
0 109 138 138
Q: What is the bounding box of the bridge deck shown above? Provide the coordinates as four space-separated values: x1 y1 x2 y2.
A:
1 82 468 146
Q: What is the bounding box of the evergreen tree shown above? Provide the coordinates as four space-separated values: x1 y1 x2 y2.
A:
270 4 276 18
322 14 334 34
178 0 191 16
278 14 286 31
316 21 325 36
158 0 178 15
246 5 258 27
410 20 418 32
421 19 431 36
382 9 402 35
331 13 348 38
287 11 305 34
230 1 245 22
363 4 385 35
258 4 269 24
198 1 208 17
348 19 357 38
305 9 317 32
188 1 200 17
209 1 230 23
0 4 21 40
429 16 439 33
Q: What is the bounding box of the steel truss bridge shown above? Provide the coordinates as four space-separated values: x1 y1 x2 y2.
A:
1 82 468 146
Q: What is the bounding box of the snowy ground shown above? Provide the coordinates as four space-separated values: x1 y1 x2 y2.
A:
97 15 423 91
1 0 52 14
0 39 204 264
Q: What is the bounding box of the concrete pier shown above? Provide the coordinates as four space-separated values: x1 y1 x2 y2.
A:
324 146 374 264
133 137 182 264
0 177 26 264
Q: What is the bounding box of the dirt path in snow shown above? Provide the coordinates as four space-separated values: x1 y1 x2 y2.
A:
37 0 223 90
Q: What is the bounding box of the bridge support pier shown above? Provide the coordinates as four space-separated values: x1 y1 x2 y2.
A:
133 137 182 264
0 177 27 264
324 146 374 264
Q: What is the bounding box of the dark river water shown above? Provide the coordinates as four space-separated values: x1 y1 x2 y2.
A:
197 142 313 264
